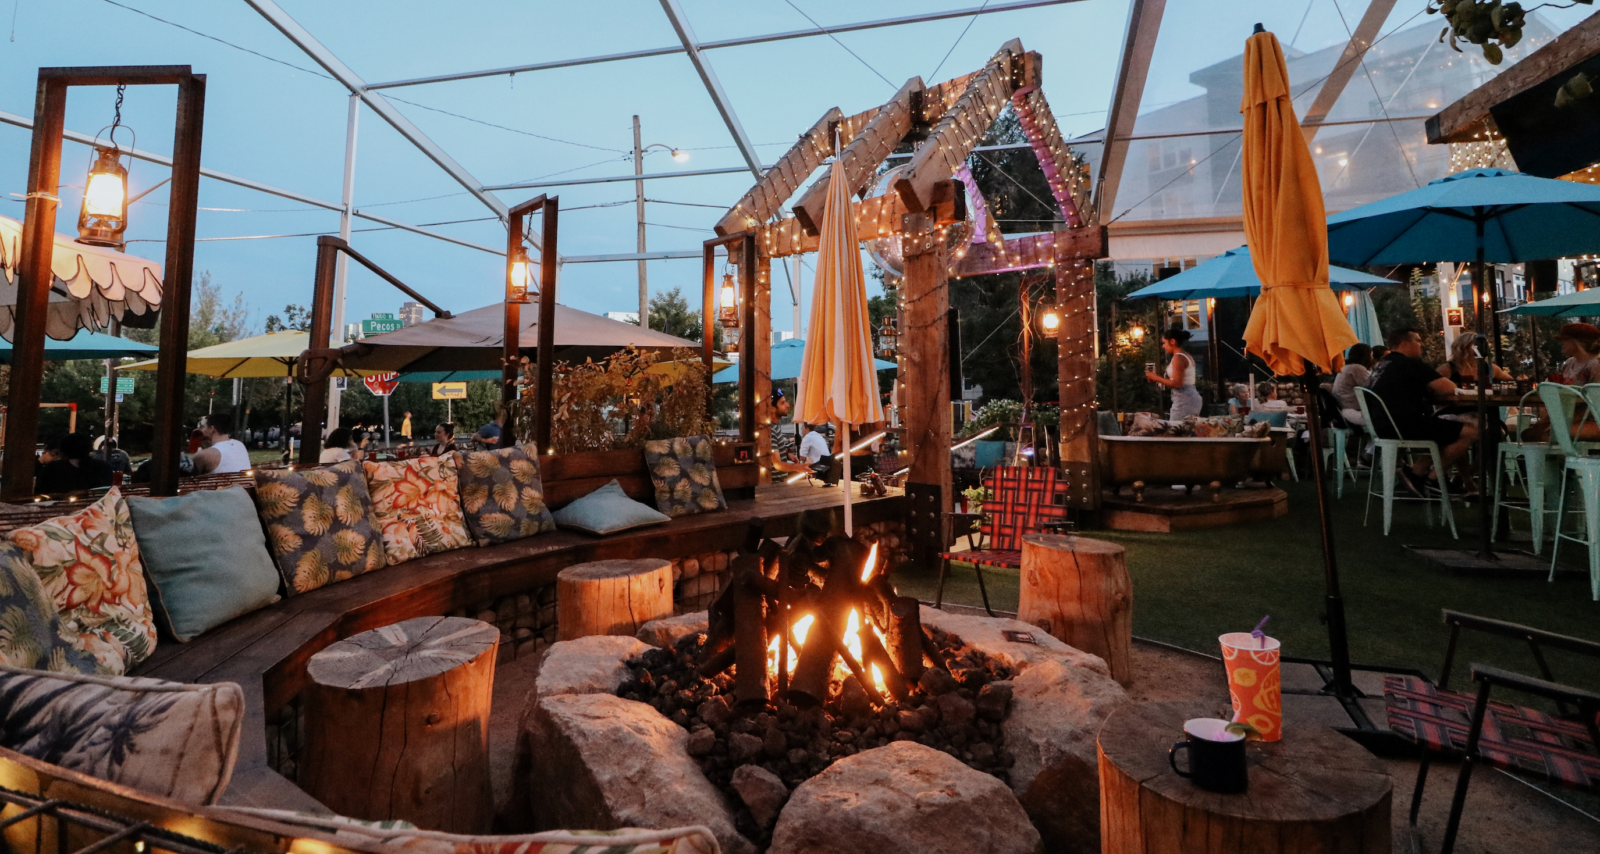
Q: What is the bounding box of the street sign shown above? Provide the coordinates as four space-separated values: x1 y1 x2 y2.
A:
99 376 136 394
364 372 400 396
362 318 404 335
371 312 395 320
115 393 124 404
432 382 467 400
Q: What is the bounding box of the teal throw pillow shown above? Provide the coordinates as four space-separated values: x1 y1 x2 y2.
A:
551 479 671 536
127 487 282 642
0 541 96 673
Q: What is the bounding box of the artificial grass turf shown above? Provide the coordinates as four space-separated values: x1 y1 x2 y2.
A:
895 478 1600 690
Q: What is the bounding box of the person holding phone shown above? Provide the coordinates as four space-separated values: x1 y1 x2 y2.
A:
1145 326 1203 420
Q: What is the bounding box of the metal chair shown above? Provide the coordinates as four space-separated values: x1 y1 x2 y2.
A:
936 466 1070 616
1385 610 1600 854
1354 387 1458 537
1546 383 1600 599
1317 386 1361 497
1492 389 1563 554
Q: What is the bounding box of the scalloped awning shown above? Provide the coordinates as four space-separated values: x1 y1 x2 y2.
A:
0 214 163 342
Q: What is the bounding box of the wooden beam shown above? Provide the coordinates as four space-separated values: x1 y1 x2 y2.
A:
950 227 1106 278
715 107 839 236
1054 249 1100 510
894 40 1023 213
534 199 559 454
1428 12 1600 144
1012 83 1091 227
757 184 964 259
1094 0 1164 225
900 212 951 551
1301 0 1397 144
919 70 982 127
753 256 773 478
794 77 923 235
298 238 338 466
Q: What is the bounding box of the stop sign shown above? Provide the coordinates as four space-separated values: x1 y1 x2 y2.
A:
364 372 400 396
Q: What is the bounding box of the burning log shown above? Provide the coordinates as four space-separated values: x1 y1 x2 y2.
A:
886 596 926 683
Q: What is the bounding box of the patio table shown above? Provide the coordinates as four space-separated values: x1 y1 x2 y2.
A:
1098 700 1392 854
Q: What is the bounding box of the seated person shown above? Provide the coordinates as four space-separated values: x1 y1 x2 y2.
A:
1332 343 1375 426
476 408 508 449
428 422 459 457
1226 384 1252 416
319 427 358 464
92 437 132 474
1368 327 1480 496
35 432 114 495
798 422 835 482
1524 322 1600 443
1248 383 1289 426
767 388 811 478
192 413 252 475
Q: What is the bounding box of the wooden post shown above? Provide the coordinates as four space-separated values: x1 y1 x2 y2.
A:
1020 533 1132 685
300 616 498 833
754 254 774 469
902 212 951 560
298 238 338 466
152 72 206 496
557 558 674 640
1056 241 1102 510
535 198 559 455
737 233 757 444
702 242 718 381
503 207 524 408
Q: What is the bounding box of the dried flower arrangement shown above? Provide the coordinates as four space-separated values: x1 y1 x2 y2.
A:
510 347 714 453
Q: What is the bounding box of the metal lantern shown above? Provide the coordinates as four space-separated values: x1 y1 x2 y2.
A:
1039 308 1061 334
718 271 739 327
1128 324 1146 343
877 317 899 357
507 245 532 304
77 145 129 248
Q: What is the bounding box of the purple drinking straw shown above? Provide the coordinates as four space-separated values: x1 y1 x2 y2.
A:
1251 615 1270 649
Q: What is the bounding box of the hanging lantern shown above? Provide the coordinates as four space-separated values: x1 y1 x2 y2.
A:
1342 292 1354 308
718 270 739 327
1039 308 1061 334
877 317 899 357
507 245 532 304
1128 324 1146 342
77 86 132 249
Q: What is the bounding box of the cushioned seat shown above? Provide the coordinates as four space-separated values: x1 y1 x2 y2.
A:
939 466 1070 615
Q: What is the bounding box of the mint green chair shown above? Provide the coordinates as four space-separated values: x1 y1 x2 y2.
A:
1355 387 1458 537
1547 383 1600 599
1493 390 1563 555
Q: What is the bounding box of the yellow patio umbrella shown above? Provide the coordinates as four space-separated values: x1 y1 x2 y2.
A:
1238 25 1358 706
1239 29 1357 375
121 330 379 379
797 156 884 534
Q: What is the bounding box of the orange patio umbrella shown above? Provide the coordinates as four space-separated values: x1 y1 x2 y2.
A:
797 156 884 535
1238 25 1359 704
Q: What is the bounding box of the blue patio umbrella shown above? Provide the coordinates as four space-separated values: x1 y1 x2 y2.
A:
1123 245 1395 301
1345 289 1383 347
712 338 896 384
0 329 157 362
1502 288 1600 318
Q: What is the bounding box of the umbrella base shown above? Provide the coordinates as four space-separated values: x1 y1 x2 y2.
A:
1404 546 1559 578
1280 655 1422 754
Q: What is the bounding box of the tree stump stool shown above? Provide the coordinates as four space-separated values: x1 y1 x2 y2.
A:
557 558 674 641
300 616 498 833
1019 533 1133 685
1098 700 1392 854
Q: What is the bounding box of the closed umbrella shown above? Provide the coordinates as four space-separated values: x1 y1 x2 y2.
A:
1239 25 1360 701
797 157 884 535
1345 289 1384 348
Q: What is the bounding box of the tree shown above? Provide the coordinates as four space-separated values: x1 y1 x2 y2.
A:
266 304 311 332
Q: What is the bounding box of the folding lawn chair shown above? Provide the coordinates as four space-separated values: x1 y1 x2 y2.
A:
1383 609 1600 854
936 466 1071 616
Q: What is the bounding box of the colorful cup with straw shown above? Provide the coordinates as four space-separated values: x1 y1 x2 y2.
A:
1219 625 1282 741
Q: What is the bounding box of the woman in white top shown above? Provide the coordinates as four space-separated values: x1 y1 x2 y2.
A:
1146 326 1203 420
319 427 357 465
1331 343 1374 426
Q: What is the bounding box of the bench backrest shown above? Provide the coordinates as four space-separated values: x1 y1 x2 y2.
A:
981 466 1071 551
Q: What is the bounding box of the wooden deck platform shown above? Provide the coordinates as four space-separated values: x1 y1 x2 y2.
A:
1100 485 1288 532
129 480 902 811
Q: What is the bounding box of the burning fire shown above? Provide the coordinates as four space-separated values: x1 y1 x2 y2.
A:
762 546 890 698
861 543 879 582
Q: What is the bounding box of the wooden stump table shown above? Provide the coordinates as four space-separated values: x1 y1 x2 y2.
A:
1020 533 1133 685
301 616 498 833
557 558 673 641
1098 701 1392 854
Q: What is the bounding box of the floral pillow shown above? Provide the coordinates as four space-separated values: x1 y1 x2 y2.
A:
364 456 474 565
642 435 726 518
453 446 556 546
4 489 156 676
0 541 97 674
254 461 387 594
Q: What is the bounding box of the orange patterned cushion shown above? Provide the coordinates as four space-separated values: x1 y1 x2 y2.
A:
364 456 474 565
4 489 156 675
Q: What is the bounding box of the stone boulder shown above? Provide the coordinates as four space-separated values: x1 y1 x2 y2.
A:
534 635 653 701
636 611 709 649
921 606 1128 854
518 692 754 854
768 741 1040 854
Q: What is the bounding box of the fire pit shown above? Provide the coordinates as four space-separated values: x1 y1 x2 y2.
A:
617 525 1020 845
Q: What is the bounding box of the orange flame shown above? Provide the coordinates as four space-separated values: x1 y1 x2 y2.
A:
860 543 879 582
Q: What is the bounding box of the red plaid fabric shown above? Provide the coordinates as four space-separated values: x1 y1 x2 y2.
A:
1384 675 1600 791
940 467 1071 567
943 549 1022 568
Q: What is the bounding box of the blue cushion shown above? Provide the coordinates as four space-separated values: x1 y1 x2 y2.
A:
126 488 281 642
552 479 671 536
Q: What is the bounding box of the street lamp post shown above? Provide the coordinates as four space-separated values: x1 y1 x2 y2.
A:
631 116 687 328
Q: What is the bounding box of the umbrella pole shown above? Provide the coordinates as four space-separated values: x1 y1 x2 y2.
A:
1475 333 1497 561
841 423 853 537
1301 364 1355 700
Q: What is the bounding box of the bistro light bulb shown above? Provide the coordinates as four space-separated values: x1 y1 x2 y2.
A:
1040 308 1061 333
77 145 129 248
672 148 690 163
1343 293 1354 308
1129 324 1145 341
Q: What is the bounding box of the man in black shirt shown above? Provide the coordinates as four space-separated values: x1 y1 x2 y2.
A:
1368 328 1479 495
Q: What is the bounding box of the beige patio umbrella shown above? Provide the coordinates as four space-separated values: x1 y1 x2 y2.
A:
797 156 884 535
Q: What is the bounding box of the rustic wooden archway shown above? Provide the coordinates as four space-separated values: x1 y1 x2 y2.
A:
713 40 1107 561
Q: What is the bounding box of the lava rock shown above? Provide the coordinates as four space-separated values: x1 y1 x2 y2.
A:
729 731 764 764
768 742 1040 854
687 725 716 757
731 764 790 828
787 748 809 765
976 681 1013 721
918 667 959 696
536 635 653 701
763 724 787 758
839 677 873 719
937 692 976 727
636 611 710 649
517 693 754 854
699 695 734 729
